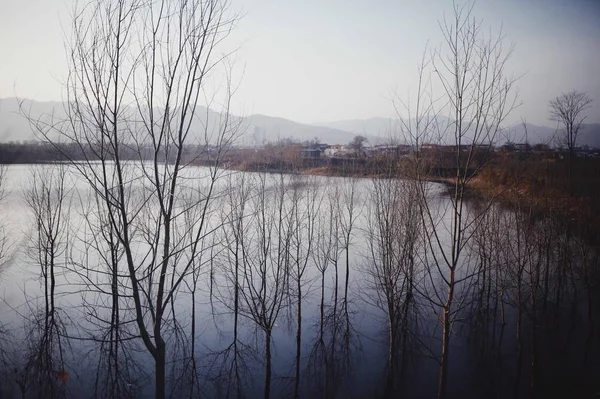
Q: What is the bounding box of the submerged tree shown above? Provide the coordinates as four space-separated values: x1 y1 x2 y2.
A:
23 0 240 397
364 177 421 396
395 2 518 398
339 177 360 313
234 173 294 399
287 174 321 399
14 164 72 399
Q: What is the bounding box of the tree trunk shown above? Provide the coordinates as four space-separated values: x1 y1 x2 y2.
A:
156 339 166 399
320 270 326 340
438 305 451 399
294 281 302 399
438 270 455 399
265 328 273 399
344 243 350 311
386 311 397 396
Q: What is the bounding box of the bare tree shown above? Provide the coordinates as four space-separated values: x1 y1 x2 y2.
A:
550 90 593 153
235 173 293 399
395 2 518 398
287 174 321 399
10 164 73 399
312 187 340 345
348 135 368 158
339 177 360 312
71 173 145 398
364 177 421 396
304 185 340 397
209 171 255 399
549 90 593 190
22 0 240 397
25 165 71 342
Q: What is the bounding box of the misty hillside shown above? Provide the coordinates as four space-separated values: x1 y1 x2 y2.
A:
241 113 375 146
3 98 598 148
0 98 374 146
314 118 399 141
501 122 600 148
0 98 66 142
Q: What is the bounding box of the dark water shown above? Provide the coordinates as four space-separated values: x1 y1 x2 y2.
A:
0 165 598 398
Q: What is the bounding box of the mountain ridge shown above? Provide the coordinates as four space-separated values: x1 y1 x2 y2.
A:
317 117 600 148
1 98 598 147
0 98 373 146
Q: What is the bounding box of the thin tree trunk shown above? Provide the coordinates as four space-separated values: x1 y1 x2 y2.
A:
438 269 455 399
265 328 273 399
320 271 326 340
344 243 350 312
294 279 302 399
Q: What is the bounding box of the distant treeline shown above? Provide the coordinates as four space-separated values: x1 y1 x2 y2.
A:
0 142 70 163
0 141 217 164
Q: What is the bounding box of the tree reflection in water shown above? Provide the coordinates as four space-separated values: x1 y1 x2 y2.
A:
0 169 599 398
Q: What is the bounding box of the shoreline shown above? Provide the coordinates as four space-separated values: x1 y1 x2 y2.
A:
222 160 600 239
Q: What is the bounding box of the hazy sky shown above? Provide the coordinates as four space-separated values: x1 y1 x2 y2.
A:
1 0 599 126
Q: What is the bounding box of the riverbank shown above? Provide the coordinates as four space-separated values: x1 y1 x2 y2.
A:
464 157 600 239
221 155 600 239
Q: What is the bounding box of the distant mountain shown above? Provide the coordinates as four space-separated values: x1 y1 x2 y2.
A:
501 122 600 148
314 117 399 141
580 124 600 148
242 114 372 146
0 98 66 142
2 98 598 148
0 98 375 146
319 117 600 148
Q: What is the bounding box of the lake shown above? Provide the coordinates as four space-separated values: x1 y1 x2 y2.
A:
0 163 598 398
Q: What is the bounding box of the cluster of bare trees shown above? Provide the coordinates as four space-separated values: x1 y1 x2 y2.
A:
386 3 598 397
16 0 240 397
464 200 599 397
208 172 362 399
18 166 71 399
8 0 366 396
363 178 421 395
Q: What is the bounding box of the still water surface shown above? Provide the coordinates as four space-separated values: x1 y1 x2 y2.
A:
0 164 598 398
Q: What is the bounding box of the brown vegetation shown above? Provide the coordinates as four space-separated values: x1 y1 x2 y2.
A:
475 154 600 234
216 143 600 240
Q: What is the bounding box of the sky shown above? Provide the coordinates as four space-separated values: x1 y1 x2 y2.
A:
1 0 599 126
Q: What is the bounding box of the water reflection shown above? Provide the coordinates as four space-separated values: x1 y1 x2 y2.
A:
0 165 598 398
